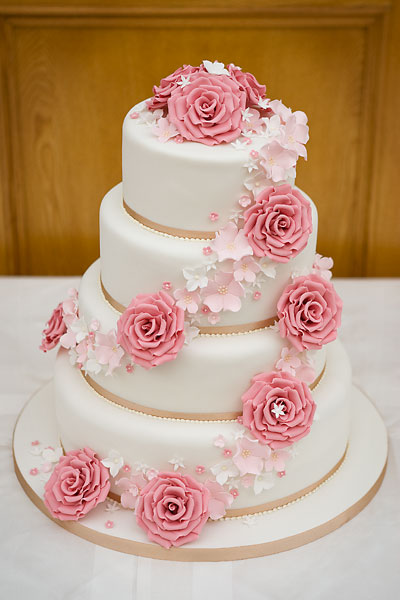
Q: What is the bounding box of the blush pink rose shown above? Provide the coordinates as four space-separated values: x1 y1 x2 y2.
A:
44 447 110 521
167 72 246 146
39 302 67 352
228 64 266 106
243 185 313 262
277 274 343 351
241 371 316 449
135 472 210 549
147 64 203 111
116 290 185 369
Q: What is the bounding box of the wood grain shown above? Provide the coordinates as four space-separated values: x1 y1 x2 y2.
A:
0 1 398 276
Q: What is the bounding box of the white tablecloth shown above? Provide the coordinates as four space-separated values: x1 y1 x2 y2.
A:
0 277 399 600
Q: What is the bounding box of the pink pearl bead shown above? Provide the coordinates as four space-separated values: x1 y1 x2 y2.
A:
230 488 239 498
125 364 134 373
130 112 139 119
253 291 262 301
250 150 259 159
209 212 219 222
29 468 39 476
201 305 210 314
162 281 172 291
122 464 131 472
239 195 252 208
174 135 184 144
245 138 252 145
278 471 286 478
195 465 206 474
105 520 114 529
202 246 212 256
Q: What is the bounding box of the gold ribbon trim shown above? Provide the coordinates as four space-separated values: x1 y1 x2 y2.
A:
100 278 277 335
13 450 387 560
123 200 216 240
84 364 325 422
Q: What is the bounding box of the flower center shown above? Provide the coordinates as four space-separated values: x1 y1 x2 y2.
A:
288 135 295 143
218 285 228 295
271 452 278 461
241 263 248 270
241 449 252 458
226 243 235 250
268 157 275 165
168 502 178 514
184 295 192 304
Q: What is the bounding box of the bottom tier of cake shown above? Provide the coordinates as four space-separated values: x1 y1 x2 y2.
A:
53 339 351 512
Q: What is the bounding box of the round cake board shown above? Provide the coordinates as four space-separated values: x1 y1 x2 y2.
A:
13 382 387 561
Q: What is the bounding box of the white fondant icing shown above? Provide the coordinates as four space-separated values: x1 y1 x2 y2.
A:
54 339 351 510
122 104 294 232
78 259 326 414
100 183 318 325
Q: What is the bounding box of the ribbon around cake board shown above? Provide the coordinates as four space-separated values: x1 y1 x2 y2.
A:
83 365 325 422
100 279 278 335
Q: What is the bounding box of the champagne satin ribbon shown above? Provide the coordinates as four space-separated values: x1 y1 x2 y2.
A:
100 279 277 335
84 364 325 422
13 449 387 560
123 200 216 240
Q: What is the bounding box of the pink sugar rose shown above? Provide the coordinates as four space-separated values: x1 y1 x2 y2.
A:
167 72 246 146
243 185 313 263
147 64 202 111
135 472 210 549
228 64 266 106
241 371 316 449
44 447 110 521
40 302 67 352
116 290 185 369
277 274 343 351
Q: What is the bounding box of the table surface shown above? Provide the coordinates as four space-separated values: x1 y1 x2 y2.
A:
0 276 399 600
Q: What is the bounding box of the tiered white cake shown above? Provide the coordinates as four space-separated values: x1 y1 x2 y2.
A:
32 60 361 552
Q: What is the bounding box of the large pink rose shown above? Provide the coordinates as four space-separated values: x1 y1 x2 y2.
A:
44 447 110 521
228 64 266 106
39 302 66 352
241 371 316 449
277 274 343 351
243 185 313 262
116 290 185 369
135 472 210 548
167 72 246 146
147 64 203 111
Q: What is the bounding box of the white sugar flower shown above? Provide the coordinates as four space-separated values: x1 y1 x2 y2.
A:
244 169 269 194
257 98 270 110
177 75 191 88
101 449 124 477
258 259 276 279
139 108 163 127
231 139 248 151
253 472 275 495
210 461 239 486
105 500 121 513
271 402 286 418
241 108 253 123
233 426 247 440
133 461 150 473
182 266 209 291
203 59 229 76
183 322 200 345
168 457 185 471
42 446 62 463
243 158 259 173
242 514 257 526
83 353 102 376
261 115 284 141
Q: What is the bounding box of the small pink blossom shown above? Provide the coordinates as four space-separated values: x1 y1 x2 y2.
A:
31 440 40 446
233 257 260 283
268 99 292 123
41 462 53 474
162 281 172 291
232 437 271 476
204 479 233 520
242 108 264 134
173 288 201 314
125 363 134 374
203 246 213 256
278 471 286 478
259 140 298 183
239 195 252 208
312 254 334 281
130 111 139 119
115 472 148 509
275 346 302 375
282 115 309 158
209 212 219 222
30 468 39 476
152 116 179 143
250 150 259 159
230 488 239 498
208 312 220 325
214 435 226 448
240 474 255 488
201 305 210 314
264 449 291 473
223 449 232 458
105 520 114 529
174 135 184 143
196 465 206 474
95 330 124 375
122 464 131 473
203 272 244 313
146 468 159 481
211 222 253 262
253 291 262 301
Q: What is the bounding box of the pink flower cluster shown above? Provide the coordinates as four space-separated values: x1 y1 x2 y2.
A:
241 371 316 449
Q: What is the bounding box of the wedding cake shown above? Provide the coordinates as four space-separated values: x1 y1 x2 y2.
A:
14 60 387 559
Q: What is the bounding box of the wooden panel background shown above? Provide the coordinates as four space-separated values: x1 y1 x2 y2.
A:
0 0 399 276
